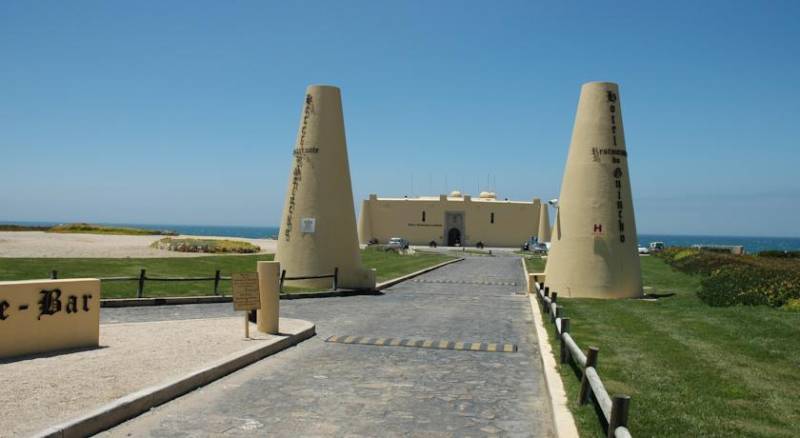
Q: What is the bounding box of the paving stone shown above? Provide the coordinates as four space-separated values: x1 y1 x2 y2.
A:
98 258 555 437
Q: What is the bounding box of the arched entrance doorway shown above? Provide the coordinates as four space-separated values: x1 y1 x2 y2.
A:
447 228 461 246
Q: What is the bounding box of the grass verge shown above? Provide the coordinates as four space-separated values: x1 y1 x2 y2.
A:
48 223 177 236
523 255 546 273
540 256 800 437
0 249 453 298
0 224 51 231
361 247 455 282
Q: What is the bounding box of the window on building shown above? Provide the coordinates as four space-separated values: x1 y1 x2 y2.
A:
422 211 426 222
490 212 495 224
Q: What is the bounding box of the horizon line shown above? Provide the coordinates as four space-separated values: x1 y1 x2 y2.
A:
2 219 800 240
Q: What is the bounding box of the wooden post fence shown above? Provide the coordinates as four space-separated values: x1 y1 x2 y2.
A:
136 269 146 298
213 269 221 295
279 267 339 293
534 282 634 437
42 268 233 299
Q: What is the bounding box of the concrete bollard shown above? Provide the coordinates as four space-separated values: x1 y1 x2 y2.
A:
257 261 280 334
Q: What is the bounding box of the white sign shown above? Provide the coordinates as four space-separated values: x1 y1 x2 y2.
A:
300 217 316 233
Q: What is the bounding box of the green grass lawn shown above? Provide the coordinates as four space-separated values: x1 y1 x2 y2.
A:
361 247 454 281
0 249 453 298
523 255 546 273
540 256 800 437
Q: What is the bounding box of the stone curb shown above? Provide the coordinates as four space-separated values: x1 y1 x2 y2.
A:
101 295 232 307
375 257 465 290
37 319 316 438
99 258 463 307
522 258 579 438
100 290 384 307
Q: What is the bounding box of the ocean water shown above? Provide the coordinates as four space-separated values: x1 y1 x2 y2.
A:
3 221 800 253
126 224 281 239
638 234 800 253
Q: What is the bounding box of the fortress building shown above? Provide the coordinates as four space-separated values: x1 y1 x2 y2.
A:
358 191 544 247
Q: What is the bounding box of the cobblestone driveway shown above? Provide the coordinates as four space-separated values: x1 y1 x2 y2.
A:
100 257 555 437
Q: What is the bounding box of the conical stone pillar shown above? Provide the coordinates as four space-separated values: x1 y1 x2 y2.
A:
276 85 376 290
357 198 373 244
537 204 551 243
544 82 642 298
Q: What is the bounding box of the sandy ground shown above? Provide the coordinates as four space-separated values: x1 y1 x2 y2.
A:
0 231 276 258
0 317 309 437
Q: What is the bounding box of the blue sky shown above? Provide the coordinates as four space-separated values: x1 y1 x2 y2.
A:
1 1 798 236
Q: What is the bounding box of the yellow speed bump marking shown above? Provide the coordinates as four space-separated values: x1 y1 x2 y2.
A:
325 336 516 353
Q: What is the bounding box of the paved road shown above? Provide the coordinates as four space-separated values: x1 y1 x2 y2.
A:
100 257 555 437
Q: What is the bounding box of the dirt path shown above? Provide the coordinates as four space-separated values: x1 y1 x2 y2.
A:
0 231 276 258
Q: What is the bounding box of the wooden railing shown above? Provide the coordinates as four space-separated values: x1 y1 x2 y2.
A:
50 269 230 298
47 266 342 298
533 280 633 438
279 267 338 293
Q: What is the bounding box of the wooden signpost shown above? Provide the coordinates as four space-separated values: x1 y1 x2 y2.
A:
231 272 260 338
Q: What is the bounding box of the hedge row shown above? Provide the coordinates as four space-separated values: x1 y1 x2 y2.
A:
758 250 800 258
151 238 261 254
656 248 800 307
656 248 751 275
698 265 800 307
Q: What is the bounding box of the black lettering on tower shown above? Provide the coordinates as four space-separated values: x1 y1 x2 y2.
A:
285 94 315 242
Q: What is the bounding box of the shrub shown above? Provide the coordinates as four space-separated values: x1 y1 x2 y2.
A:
698 265 800 307
758 250 800 259
152 238 260 254
659 247 800 307
657 248 750 276
784 298 800 312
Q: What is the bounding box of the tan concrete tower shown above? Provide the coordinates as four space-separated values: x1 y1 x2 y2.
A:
357 197 373 244
544 82 642 298
537 204 551 243
276 85 376 290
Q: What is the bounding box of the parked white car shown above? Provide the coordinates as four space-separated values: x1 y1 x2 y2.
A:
387 237 410 250
649 241 665 252
638 246 650 254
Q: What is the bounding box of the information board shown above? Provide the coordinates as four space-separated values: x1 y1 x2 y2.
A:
231 272 261 311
